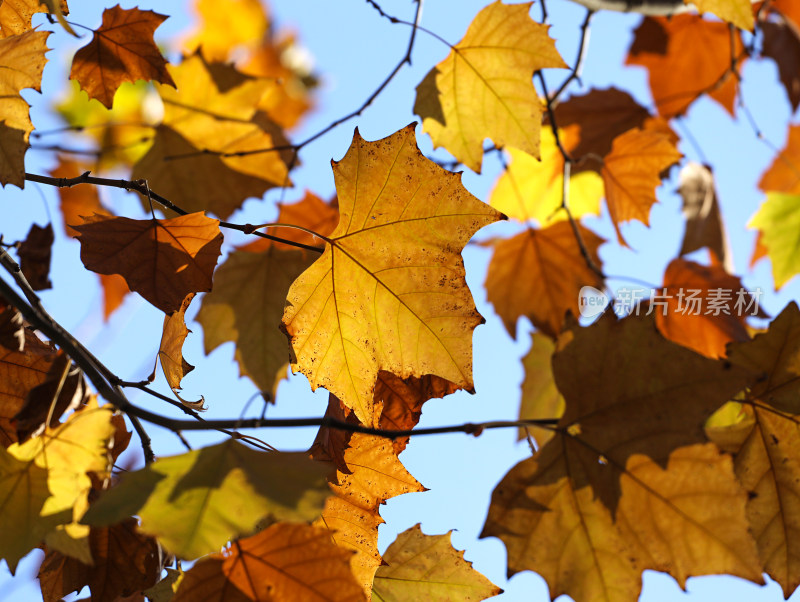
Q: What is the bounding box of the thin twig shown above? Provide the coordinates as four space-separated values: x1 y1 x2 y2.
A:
552 9 594 105
24 172 325 253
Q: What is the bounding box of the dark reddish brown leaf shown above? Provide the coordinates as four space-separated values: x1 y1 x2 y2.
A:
38 519 161 602
626 16 743 118
0 304 24 352
17 223 53 291
762 20 800 111
678 162 731 271
73 212 223 314
70 5 175 108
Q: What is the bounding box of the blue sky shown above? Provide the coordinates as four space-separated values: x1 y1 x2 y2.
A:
2 0 800 601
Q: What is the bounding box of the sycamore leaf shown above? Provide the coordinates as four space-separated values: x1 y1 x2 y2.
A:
183 0 268 61
0 0 68 38
172 558 250 602
704 303 800 595
654 258 753 358
312 426 425 595
133 54 292 219
82 440 330 559
414 1 566 173
762 20 800 112
553 87 651 167
73 212 223 314
17 222 53 291
518 332 563 446
484 221 604 339
489 133 604 224
481 313 762 602
38 518 161 602
1 399 115 572
70 6 175 109
690 0 754 31
748 193 800 290
601 127 681 246
626 16 743 118
220 522 364 601
373 524 502 602
0 29 49 188
50 157 108 238
281 124 502 425
159 293 196 397
0 327 56 447
198 193 336 397
759 124 800 194
678 162 731 270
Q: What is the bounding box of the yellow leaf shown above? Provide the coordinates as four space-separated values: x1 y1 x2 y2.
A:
489 133 604 224
414 1 566 173
183 0 268 61
282 124 502 425
0 399 115 572
0 29 49 188
518 332 563 446
373 524 501 601
690 0 754 31
0 0 68 39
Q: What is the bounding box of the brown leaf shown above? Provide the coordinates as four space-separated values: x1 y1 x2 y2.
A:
0 329 56 447
39 518 162 602
0 304 24 352
655 258 755 358
0 0 68 38
553 87 650 170
172 557 250 602
626 15 743 118
482 313 763 602
309 394 358 474
677 162 731 270
762 20 800 111
70 6 175 108
73 212 224 314
484 222 605 339
159 293 196 393
759 123 800 194
17 222 53 291
601 127 681 245
15 352 88 442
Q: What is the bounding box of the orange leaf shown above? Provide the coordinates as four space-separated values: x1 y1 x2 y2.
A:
99 273 130 321
601 127 681 246
750 231 769 268
485 222 604 339
655 258 755 358
70 6 175 109
50 157 108 238
38 518 161 602
759 123 800 194
158 293 196 394
626 15 743 118
73 212 223 314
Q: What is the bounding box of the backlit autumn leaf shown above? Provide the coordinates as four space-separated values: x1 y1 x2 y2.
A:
707 303 800 595
414 1 566 172
50 157 108 238
282 124 502 425
0 329 57 447
489 133 603 224
517 333 563 447
759 124 800 194
0 29 49 187
654 258 753 358
553 87 650 168
312 428 425 595
223 522 364 601
0 0 67 38
484 221 604 339
158 293 196 395
73 212 223 314
691 0 754 31
601 127 681 245
762 20 800 112
183 0 268 61
70 6 175 109
481 313 762 602
373 524 501 601
0 399 115 572
83 440 330 559
38 518 161 602
132 54 293 218
626 16 743 118
748 192 800 289
17 222 53 291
